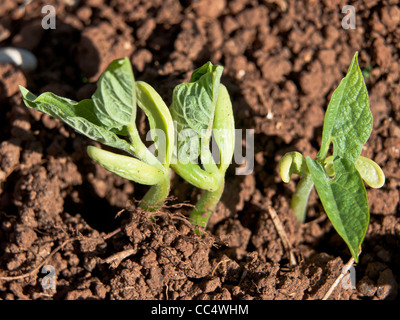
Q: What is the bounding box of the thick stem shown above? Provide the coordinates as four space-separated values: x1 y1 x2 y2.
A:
200 137 219 175
291 173 314 222
128 124 163 170
140 171 170 212
190 178 224 232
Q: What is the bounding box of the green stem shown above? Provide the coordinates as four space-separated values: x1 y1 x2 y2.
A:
140 170 170 212
128 124 163 170
200 137 219 175
190 177 224 232
291 173 314 222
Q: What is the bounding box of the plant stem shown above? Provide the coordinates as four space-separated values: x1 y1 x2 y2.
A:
128 124 162 170
190 177 224 232
200 137 219 175
140 170 170 212
291 173 314 222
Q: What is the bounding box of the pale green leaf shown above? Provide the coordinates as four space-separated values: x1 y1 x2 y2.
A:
87 146 164 185
355 156 385 188
170 62 223 146
169 62 224 185
136 81 174 167
19 86 134 155
92 57 136 130
212 84 235 173
323 155 385 188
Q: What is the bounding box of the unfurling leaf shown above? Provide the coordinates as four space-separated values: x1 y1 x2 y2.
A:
278 52 384 262
170 62 224 189
170 62 223 157
92 57 136 131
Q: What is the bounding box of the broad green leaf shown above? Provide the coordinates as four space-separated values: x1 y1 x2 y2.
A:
279 151 308 183
136 81 174 167
91 57 136 131
87 146 164 185
318 52 372 163
213 84 235 173
19 86 134 155
306 156 369 262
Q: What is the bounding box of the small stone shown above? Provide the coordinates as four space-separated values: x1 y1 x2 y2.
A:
377 268 398 299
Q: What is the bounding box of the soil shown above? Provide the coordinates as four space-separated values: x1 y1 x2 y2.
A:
0 0 399 300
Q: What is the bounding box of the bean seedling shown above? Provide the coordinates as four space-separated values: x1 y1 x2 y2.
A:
20 58 174 212
19 58 234 231
279 52 385 262
169 62 235 231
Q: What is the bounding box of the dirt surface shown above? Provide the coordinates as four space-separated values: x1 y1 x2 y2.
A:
0 0 399 300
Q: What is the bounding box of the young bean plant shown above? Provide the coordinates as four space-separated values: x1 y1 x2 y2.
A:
19 58 235 232
279 52 385 262
20 58 174 212
169 62 235 232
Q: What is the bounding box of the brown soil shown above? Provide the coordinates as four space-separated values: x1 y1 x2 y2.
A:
0 0 399 300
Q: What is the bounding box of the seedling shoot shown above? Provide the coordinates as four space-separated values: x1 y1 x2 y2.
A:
279 52 385 262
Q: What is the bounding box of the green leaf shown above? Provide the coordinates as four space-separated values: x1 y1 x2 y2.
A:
169 62 224 186
91 57 136 131
212 84 235 173
19 86 134 156
87 146 164 185
136 81 174 167
318 52 372 163
170 62 223 149
306 156 369 262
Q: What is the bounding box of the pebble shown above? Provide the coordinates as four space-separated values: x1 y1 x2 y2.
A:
0 47 37 72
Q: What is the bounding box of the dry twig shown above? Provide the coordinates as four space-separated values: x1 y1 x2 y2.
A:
211 259 230 277
101 248 136 268
322 256 355 300
267 205 297 266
